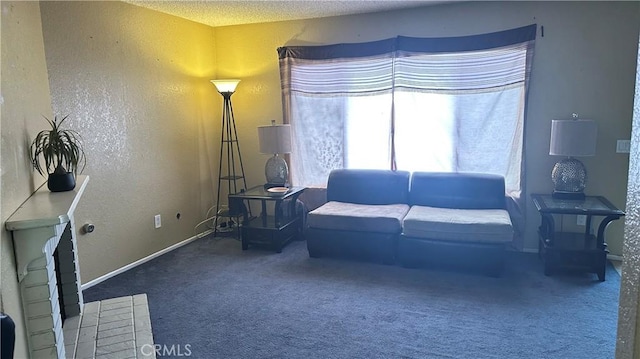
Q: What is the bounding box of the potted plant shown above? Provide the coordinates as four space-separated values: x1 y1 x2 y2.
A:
30 115 86 192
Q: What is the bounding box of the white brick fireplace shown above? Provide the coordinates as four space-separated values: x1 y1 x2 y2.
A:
5 176 89 358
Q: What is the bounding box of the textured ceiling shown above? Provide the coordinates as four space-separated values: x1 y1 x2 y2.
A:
125 1 450 27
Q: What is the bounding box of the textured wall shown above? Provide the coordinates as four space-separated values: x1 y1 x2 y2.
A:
39 1 218 281
617 32 640 359
2 1 638 355
0 2 54 357
215 1 640 255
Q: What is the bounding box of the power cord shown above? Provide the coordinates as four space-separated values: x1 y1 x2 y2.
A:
193 205 242 240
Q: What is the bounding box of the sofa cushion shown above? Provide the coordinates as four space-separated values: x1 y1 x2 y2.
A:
327 169 410 205
410 172 506 209
308 201 410 234
402 205 513 243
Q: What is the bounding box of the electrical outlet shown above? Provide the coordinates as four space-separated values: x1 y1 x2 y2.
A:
154 214 162 229
577 215 586 226
616 140 631 153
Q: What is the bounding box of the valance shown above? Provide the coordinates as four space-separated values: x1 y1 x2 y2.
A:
279 25 536 96
278 24 536 60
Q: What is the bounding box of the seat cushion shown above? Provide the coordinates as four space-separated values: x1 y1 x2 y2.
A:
308 201 410 234
402 205 513 243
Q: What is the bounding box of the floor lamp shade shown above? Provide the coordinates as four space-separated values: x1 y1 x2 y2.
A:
258 123 291 187
549 118 597 199
211 79 240 94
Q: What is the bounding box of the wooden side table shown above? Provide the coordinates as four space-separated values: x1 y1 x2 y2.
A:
229 186 305 253
531 194 625 281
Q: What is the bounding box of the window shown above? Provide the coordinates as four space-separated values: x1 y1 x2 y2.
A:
279 25 536 200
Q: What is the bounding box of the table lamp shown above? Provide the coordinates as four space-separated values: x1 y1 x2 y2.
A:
549 114 597 199
258 121 292 189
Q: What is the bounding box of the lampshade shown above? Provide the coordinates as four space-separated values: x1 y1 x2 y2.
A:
258 124 291 154
549 119 597 157
211 79 240 93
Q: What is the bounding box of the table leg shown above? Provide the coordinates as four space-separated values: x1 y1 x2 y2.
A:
597 266 606 281
594 215 620 281
539 213 555 276
597 215 621 250
229 197 249 245
542 246 553 276
261 200 267 227
274 200 282 227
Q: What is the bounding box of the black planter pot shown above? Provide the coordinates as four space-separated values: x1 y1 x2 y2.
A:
1 312 15 359
47 172 76 192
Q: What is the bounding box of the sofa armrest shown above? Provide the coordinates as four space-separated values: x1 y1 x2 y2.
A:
410 172 506 209
327 169 410 205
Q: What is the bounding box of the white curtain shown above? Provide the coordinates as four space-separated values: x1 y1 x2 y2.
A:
284 53 395 187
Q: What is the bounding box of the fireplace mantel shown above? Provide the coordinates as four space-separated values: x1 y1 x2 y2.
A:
6 175 89 281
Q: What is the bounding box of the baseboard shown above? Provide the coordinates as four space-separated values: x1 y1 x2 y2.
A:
81 229 212 291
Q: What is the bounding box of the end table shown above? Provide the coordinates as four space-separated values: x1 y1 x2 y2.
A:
229 186 305 253
531 194 625 281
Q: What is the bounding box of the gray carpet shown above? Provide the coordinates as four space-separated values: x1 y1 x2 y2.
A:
83 236 620 358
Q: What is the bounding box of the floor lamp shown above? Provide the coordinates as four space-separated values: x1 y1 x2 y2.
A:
211 79 250 237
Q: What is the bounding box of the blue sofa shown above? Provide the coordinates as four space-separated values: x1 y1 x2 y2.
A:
305 169 514 275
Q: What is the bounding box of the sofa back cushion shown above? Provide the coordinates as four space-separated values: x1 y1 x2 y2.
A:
327 169 410 205
410 172 506 209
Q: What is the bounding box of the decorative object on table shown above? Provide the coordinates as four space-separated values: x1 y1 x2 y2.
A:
258 120 291 189
211 79 251 237
29 115 86 192
549 113 597 199
267 186 290 195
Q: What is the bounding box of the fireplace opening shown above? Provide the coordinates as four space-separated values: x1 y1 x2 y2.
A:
53 247 67 325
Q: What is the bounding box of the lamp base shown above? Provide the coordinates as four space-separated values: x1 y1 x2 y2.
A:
552 190 586 200
551 157 588 194
265 154 289 187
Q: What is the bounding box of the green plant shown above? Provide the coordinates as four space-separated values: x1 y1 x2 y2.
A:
30 115 86 176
